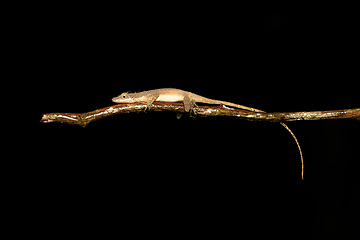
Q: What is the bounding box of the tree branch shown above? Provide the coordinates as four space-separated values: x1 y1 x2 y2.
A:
40 102 360 127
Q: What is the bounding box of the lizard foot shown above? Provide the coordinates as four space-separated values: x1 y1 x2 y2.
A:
144 104 152 112
176 113 183 119
189 107 198 117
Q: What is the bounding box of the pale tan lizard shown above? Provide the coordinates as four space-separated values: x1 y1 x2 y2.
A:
112 88 304 179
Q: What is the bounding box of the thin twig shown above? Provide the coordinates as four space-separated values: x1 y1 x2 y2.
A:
40 102 359 127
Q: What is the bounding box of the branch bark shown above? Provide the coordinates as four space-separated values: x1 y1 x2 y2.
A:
40 102 360 127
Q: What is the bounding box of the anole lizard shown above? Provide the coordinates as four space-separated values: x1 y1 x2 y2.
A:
112 88 304 179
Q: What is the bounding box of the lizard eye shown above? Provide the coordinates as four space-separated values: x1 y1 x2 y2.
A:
120 93 128 99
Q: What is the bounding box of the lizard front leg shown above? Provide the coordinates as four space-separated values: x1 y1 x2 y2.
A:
143 94 160 111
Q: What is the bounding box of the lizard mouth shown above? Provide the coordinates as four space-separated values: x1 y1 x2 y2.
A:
112 97 122 102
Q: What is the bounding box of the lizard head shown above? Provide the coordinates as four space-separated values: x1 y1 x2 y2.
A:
112 92 135 103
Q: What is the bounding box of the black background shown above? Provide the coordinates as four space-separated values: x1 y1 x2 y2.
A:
26 2 359 239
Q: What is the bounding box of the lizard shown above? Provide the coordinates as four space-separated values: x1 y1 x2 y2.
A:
112 88 304 179
112 88 264 113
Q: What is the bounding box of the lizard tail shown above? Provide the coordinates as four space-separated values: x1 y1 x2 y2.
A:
217 100 265 113
279 122 304 180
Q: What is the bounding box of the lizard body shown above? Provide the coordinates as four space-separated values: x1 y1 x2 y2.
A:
112 88 304 179
112 88 262 112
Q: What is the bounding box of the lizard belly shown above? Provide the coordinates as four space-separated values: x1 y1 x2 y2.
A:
157 94 184 102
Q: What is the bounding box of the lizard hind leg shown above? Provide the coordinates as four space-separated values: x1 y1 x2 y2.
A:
188 106 198 117
183 96 198 116
190 101 199 116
